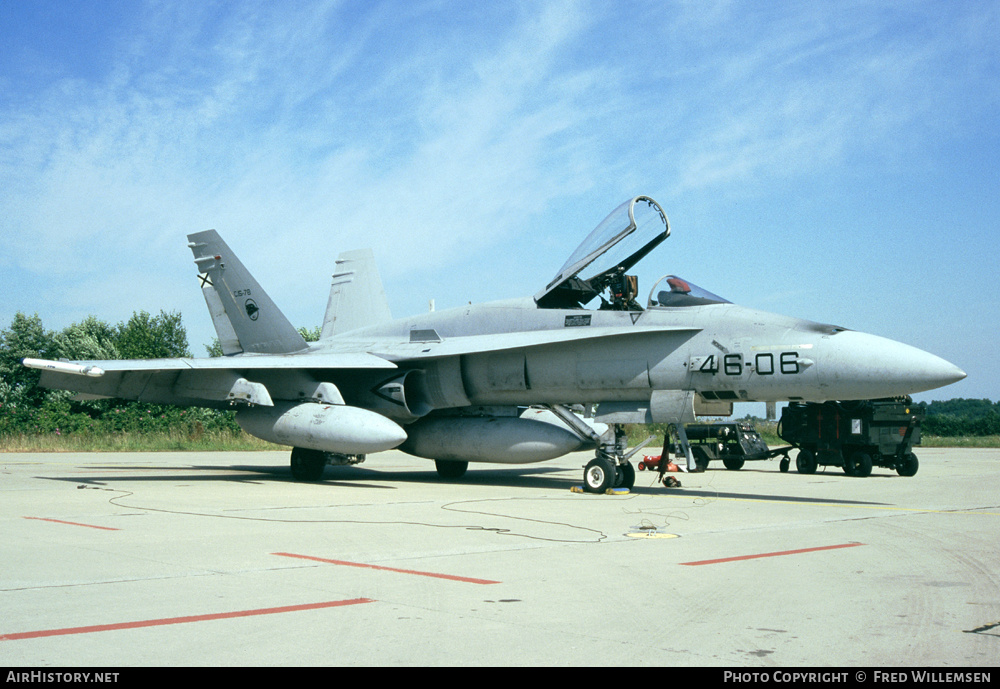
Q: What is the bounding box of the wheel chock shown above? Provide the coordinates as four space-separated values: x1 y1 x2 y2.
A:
570 486 630 495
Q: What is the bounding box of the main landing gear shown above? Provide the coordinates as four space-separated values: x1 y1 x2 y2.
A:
289 447 365 482
581 424 650 493
435 459 469 479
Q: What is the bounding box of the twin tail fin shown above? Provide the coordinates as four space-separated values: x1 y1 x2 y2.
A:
187 230 308 355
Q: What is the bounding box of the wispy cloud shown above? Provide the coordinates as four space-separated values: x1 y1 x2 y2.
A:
633 1 1000 200
1 1 618 333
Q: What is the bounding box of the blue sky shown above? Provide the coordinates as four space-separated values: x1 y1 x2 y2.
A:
1 0 997 404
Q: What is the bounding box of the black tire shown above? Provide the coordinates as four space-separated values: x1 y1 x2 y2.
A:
723 457 745 471
583 457 616 493
290 447 327 481
617 461 635 489
850 452 873 478
779 457 790 473
796 448 817 474
435 459 469 479
897 453 919 477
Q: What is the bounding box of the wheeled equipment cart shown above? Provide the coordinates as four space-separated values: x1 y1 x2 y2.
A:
777 398 923 477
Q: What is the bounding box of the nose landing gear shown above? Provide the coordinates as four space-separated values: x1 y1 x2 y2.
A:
581 424 650 493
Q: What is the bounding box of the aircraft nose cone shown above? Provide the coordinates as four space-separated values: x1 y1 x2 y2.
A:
885 342 966 392
931 361 967 388
822 332 965 398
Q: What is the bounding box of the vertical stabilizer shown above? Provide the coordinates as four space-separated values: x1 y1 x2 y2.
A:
321 249 393 338
187 230 308 354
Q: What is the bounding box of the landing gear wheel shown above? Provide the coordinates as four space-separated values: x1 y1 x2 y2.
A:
723 457 745 471
897 453 919 477
615 461 635 490
290 447 327 482
849 452 872 478
435 460 468 479
583 457 616 493
796 448 817 474
779 457 790 473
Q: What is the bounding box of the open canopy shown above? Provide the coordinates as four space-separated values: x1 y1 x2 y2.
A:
535 196 670 309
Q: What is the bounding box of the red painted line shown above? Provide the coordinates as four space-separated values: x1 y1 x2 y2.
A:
274 552 501 585
23 517 119 531
680 542 865 566
0 598 373 641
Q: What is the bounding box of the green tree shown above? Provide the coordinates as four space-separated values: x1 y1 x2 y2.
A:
115 310 190 359
0 312 57 409
921 398 1000 437
53 315 119 361
297 325 322 342
205 338 225 357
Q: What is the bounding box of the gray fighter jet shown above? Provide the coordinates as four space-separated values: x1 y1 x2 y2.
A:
24 196 966 491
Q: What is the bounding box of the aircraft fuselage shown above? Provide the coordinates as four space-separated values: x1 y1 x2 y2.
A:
326 296 964 413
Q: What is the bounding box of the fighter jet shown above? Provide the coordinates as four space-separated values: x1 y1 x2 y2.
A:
24 196 966 491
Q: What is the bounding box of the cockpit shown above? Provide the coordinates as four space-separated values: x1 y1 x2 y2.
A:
647 275 730 308
534 195 730 311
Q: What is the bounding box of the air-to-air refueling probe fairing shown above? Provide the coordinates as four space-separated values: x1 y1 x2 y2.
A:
24 196 966 491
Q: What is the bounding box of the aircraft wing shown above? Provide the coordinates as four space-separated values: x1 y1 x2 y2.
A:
24 352 396 408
